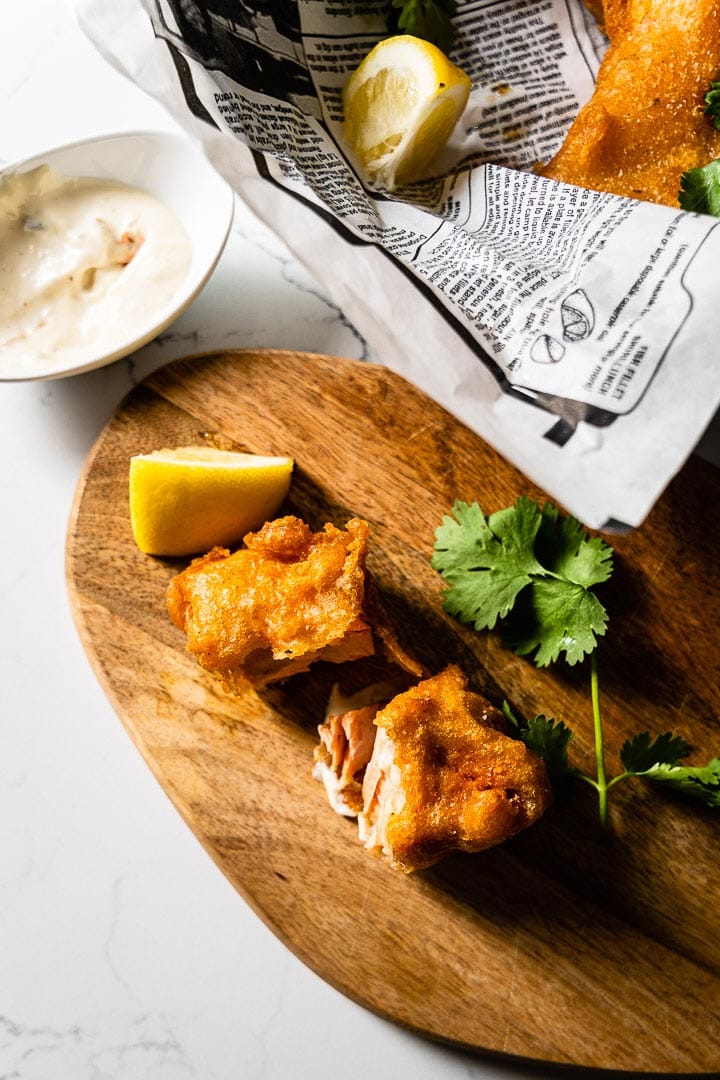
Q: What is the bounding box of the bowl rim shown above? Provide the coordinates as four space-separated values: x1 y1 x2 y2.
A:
0 129 235 383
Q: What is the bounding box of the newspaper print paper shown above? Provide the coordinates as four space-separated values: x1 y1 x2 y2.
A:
76 0 720 527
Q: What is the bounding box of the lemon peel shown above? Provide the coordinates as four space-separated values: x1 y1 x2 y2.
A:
129 446 294 556
343 34 471 188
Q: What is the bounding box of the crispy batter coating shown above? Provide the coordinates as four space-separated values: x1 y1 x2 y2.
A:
167 516 374 688
360 665 552 868
358 666 552 872
314 666 552 872
167 516 423 690
540 0 720 206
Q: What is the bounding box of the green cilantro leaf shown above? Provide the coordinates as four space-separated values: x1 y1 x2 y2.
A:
432 500 498 577
620 731 690 773
390 0 457 53
504 702 575 783
620 733 720 807
634 759 720 808
432 498 545 631
705 80 720 130
678 159 720 217
536 502 613 588
432 496 612 665
504 577 609 666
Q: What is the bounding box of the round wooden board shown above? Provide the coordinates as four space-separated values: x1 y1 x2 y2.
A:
66 349 720 1073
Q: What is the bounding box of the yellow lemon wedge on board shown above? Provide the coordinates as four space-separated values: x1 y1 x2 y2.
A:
129 446 294 557
343 34 471 188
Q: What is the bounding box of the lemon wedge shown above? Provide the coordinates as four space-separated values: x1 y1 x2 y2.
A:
129 446 294 557
343 34 471 188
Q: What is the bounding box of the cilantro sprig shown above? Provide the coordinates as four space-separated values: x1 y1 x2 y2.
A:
433 497 612 666
620 734 720 807
433 497 719 826
390 0 458 53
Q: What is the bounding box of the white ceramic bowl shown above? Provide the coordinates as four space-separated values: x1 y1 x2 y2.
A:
0 130 234 381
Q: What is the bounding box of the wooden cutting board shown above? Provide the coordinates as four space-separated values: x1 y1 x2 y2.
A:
66 349 720 1073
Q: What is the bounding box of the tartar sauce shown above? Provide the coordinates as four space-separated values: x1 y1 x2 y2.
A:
0 165 192 377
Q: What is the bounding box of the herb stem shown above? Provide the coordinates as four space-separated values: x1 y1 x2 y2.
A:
575 772 599 791
590 650 609 826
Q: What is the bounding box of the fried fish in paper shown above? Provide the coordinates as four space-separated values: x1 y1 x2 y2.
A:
315 666 552 873
167 515 423 691
541 0 720 206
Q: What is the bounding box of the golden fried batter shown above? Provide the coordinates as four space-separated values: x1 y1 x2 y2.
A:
359 666 552 872
167 516 422 690
541 0 720 206
315 666 552 872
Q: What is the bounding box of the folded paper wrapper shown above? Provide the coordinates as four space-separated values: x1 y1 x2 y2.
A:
76 0 720 529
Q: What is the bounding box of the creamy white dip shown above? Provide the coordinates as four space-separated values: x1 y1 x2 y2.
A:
0 165 192 377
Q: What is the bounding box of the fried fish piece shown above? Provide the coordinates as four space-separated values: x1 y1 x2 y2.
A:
315 666 552 873
167 515 423 690
541 0 720 206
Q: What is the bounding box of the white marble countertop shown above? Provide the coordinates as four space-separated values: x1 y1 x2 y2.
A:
1 5 714 1079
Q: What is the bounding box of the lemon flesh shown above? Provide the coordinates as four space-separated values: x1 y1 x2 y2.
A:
343 35 471 187
129 446 294 556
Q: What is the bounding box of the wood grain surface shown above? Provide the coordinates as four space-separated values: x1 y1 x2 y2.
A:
66 349 720 1073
